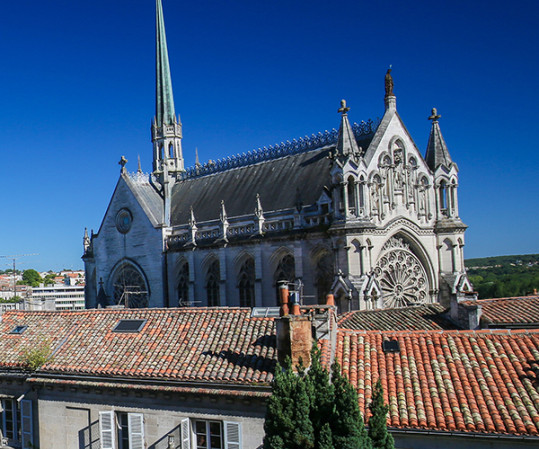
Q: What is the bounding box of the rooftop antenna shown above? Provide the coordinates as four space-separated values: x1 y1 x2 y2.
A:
0 254 39 300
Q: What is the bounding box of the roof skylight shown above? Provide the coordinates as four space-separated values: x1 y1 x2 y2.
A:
112 319 147 333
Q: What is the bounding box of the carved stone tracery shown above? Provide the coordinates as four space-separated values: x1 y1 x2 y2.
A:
373 237 428 308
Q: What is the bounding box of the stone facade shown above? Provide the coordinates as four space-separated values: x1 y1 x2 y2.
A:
84 2 470 313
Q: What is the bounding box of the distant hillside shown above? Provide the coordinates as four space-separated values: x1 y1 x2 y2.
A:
464 254 539 299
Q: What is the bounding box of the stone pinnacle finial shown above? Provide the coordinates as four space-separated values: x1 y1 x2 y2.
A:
338 99 350 116
189 206 197 227
119 156 128 173
195 147 201 168
255 193 264 218
428 108 441 122
220 200 228 223
137 155 142 173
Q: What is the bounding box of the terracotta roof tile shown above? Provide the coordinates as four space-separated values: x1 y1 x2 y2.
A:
473 296 539 327
0 308 276 386
333 328 539 436
338 304 456 331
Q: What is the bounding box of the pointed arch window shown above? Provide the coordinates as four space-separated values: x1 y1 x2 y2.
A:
439 181 448 215
206 260 220 307
238 257 255 307
315 252 334 303
177 262 189 306
274 254 295 304
111 263 149 308
346 175 356 216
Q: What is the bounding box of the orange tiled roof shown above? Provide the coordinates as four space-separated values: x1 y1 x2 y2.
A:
338 304 456 331
0 308 276 385
475 296 539 327
334 328 539 436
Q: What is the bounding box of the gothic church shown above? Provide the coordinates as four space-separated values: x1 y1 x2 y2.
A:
83 0 471 313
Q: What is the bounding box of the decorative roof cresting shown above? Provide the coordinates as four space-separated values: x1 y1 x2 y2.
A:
180 119 379 180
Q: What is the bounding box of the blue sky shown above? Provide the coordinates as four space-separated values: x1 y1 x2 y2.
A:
0 0 537 271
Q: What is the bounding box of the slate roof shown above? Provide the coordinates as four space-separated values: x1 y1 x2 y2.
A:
334 328 539 436
169 129 375 225
476 295 539 328
0 308 276 386
338 304 456 331
170 147 334 225
124 172 164 226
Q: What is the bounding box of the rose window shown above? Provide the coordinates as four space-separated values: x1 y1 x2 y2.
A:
373 238 429 308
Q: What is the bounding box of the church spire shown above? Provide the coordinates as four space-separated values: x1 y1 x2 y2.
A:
152 0 184 179
155 0 176 127
335 99 360 157
425 108 453 171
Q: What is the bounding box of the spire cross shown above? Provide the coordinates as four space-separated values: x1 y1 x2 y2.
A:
338 99 350 116
428 108 441 122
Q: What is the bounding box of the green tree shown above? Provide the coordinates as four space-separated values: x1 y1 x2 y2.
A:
331 362 372 449
22 269 42 287
265 346 374 449
43 273 56 285
305 346 335 447
368 380 395 449
263 358 314 449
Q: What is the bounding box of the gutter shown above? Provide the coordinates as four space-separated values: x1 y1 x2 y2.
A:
26 372 272 398
388 427 539 441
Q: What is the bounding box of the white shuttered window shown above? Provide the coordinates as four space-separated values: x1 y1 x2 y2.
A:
224 421 241 449
99 411 115 449
181 418 191 449
128 413 144 449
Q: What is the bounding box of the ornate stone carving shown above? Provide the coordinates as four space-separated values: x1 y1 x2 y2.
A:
374 237 428 308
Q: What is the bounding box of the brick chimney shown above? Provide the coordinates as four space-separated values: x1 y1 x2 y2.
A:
276 283 312 370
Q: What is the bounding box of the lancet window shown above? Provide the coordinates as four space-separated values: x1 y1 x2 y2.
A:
238 257 255 307
315 252 334 303
206 260 220 307
274 254 295 304
177 262 189 306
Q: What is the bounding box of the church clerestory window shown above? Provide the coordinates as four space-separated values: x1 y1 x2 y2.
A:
315 252 334 303
177 262 189 306
274 254 295 305
206 260 220 307
238 258 255 307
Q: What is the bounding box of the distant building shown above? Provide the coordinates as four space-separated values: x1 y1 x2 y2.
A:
28 284 85 311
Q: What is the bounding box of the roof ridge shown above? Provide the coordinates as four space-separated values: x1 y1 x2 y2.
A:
337 327 539 336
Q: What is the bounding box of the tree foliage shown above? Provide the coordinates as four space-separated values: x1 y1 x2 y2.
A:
21 269 42 287
368 380 394 449
264 346 375 449
263 358 314 449
466 254 539 299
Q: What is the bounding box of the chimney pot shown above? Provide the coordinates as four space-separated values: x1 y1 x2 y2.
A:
278 281 289 316
289 291 301 316
325 294 335 306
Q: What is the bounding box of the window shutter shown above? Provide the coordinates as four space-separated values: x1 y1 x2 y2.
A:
20 400 33 449
224 421 241 449
99 411 115 449
128 413 144 449
181 418 190 449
